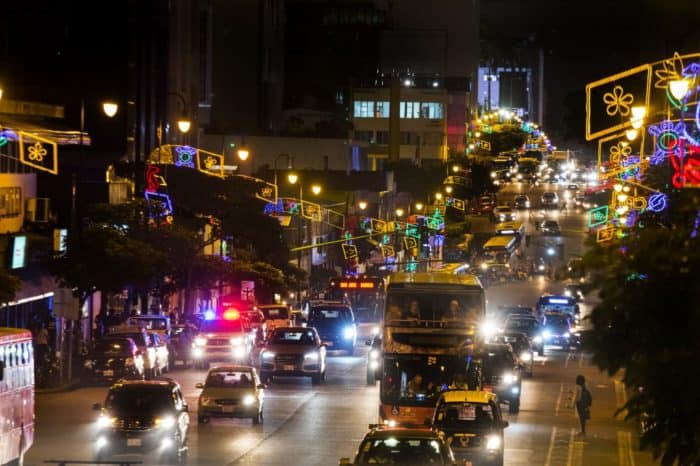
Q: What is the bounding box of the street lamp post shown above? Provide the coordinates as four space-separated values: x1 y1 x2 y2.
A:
167 92 192 143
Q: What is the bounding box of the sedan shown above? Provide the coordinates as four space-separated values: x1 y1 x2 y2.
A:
493 206 516 222
541 191 559 208
83 336 144 384
196 365 265 425
259 327 327 384
541 220 561 236
513 195 531 209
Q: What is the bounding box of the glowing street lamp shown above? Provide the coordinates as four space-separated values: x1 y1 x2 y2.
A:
415 202 424 212
311 184 322 196
452 164 461 173
358 201 368 211
435 192 443 201
177 118 192 134
102 101 118 118
669 79 690 100
395 208 405 218
287 172 299 185
237 148 250 161
445 186 453 194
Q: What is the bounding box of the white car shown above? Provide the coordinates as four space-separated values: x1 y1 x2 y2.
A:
493 205 516 222
257 304 293 336
191 311 257 369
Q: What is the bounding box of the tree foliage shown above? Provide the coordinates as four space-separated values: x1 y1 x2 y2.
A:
0 269 21 304
583 189 700 465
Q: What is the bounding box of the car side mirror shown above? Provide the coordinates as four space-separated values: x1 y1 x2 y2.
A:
195 382 204 389
502 420 509 428
92 403 102 411
339 458 352 466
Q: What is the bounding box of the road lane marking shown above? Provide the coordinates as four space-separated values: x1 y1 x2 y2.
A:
618 431 635 466
564 352 572 368
555 384 565 416
614 379 627 410
567 428 584 466
577 352 585 368
544 426 557 466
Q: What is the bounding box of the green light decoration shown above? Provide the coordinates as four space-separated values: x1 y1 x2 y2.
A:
382 234 391 245
427 209 445 230
405 258 417 272
0 137 7 147
344 230 352 243
587 205 610 228
406 224 420 239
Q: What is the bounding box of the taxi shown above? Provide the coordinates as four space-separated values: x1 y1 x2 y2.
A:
432 390 508 466
339 424 455 465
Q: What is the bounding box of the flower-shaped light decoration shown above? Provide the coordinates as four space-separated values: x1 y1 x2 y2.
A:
603 85 634 117
648 120 684 166
654 52 684 90
609 143 632 165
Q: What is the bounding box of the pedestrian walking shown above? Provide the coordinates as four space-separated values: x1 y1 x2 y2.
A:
570 374 592 437
33 324 50 363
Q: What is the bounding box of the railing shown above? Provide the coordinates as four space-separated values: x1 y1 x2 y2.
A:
45 461 142 466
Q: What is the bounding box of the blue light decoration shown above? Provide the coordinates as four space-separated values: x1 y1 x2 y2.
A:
620 155 641 180
691 210 700 239
646 192 668 212
648 120 683 166
174 145 196 168
144 191 174 218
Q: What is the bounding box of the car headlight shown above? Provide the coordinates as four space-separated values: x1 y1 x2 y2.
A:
538 264 545 271
517 174 523 180
486 435 501 450
96 415 116 429
194 336 207 346
369 349 380 360
304 352 319 361
343 327 355 340
192 347 204 358
542 330 551 339
232 346 246 359
533 336 543 344
230 337 244 346
261 351 275 359
155 416 176 429
564 332 571 338
242 394 256 406
564 290 572 296
480 321 498 339
372 326 380 336
526 201 531 207
491 171 497 178
502 373 517 384
370 360 380 370
520 351 533 361
84 359 94 369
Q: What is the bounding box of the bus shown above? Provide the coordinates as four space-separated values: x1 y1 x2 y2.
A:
495 221 525 239
0 328 34 465
379 272 486 426
516 157 540 182
482 235 518 258
327 275 385 323
536 295 580 322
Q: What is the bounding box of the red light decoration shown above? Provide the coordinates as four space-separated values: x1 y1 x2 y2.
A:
670 140 700 188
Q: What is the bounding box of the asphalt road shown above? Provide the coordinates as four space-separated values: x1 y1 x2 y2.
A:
25 182 653 466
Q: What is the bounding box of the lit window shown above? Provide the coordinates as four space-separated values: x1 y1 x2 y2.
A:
353 101 375 118
0 187 21 218
420 102 443 119
400 102 421 119
374 101 390 118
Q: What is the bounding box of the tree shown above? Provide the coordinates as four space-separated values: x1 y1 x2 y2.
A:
0 269 21 304
583 189 700 465
488 124 527 155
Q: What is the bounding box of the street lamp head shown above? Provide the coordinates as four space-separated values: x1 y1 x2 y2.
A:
237 148 250 161
0 87 3 101
415 202 424 211
395 208 405 217
435 192 443 201
287 172 299 185
177 118 192 134
311 184 322 196
102 101 118 118
445 186 453 194
452 164 461 173
669 79 690 100
358 201 368 210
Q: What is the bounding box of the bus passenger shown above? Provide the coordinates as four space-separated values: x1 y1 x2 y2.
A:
405 299 421 322
442 300 462 322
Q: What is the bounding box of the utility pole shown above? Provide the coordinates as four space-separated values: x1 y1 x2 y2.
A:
389 76 401 163
538 49 545 127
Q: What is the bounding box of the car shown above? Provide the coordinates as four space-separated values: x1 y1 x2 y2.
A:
495 305 534 324
541 220 561 236
492 332 535 377
109 325 163 378
259 326 327 384
513 195 531 209
532 257 547 275
563 283 585 301
257 304 293 336
243 309 267 342
567 184 579 191
540 312 573 348
92 378 189 464
148 332 170 373
169 323 198 368
191 312 256 369
432 390 508 466
474 194 497 215
126 314 171 340
196 365 265 425
541 191 559 209
365 334 382 385
307 302 357 355
83 336 144 384
476 343 522 413
492 205 516 222
339 425 455 465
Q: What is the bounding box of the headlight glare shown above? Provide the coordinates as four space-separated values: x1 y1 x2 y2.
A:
520 351 533 361
343 327 355 339
486 435 501 450
242 394 256 406
304 352 319 361
262 351 275 359
155 416 176 429
96 416 115 429
230 337 243 346
194 336 207 346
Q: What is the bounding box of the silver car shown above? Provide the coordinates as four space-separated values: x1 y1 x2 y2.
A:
259 327 327 385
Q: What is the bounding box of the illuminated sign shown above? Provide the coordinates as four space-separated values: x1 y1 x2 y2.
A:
587 205 610 228
11 235 26 269
548 298 570 304
336 280 376 289
53 228 68 253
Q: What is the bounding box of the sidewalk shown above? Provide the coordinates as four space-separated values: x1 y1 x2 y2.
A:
35 379 81 394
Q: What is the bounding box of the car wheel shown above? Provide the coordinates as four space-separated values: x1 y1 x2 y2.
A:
311 372 322 385
509 398 520 414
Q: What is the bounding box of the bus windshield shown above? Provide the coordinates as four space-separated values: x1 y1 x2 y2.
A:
381 354 470 406
385 290 483 326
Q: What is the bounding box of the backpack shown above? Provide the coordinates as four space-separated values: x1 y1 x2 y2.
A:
580 387 592 408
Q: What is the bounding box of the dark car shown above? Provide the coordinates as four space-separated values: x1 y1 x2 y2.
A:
503 316 544 356
307 303 357 355
476 343 522 413
365 334 382 386
541 220 561 236
474 194 497 215
492 332 534 377
259 327 327 384
339 425 454 466
169 323 198 368
513 195 531 210
92 378 189 463
432 390 508 466
541 312 573 348
83 337 144 384
564 283 585 302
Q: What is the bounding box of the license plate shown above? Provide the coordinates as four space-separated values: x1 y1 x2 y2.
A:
324 341 334 347
222 406 234 413
283 365 295 371
103 370 114 377
127 438 142 447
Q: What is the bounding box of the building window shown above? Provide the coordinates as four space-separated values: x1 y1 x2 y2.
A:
423 132 444 145
374 101 390 118
0 187 21 218
400 101 421 119
353 101 375 118
420 102 443 119
375 131 389 144
354 130 373 142
400 132 420 145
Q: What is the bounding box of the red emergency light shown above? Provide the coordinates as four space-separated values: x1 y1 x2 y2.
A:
222 309 240 320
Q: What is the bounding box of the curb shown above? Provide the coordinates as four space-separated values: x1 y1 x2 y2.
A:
36 379 81 394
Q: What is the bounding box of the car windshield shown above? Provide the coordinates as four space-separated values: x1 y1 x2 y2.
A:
205 370 254 388
128 317 167 331
504 318 538 332
479 350 514 378
497 335 529 353
269 329 316 345
200 319 243 333
105 386 174 415
435 402 496 431
356 437 446 465
93 339 132 356
261 306 289 320
113 332 149 347
543 193 556 199
546 314 570 327
309 307 353 323
544 221 558 227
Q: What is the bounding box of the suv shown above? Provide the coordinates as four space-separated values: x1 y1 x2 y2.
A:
109 325 163 378
259 327 327 384
92 378 189 463
475 343 522 413
83 336 144 384
191 313 256 369
432 390 508 466
196 365 265 425
541 191 559 209
307 302 356 355
492 205 516 222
